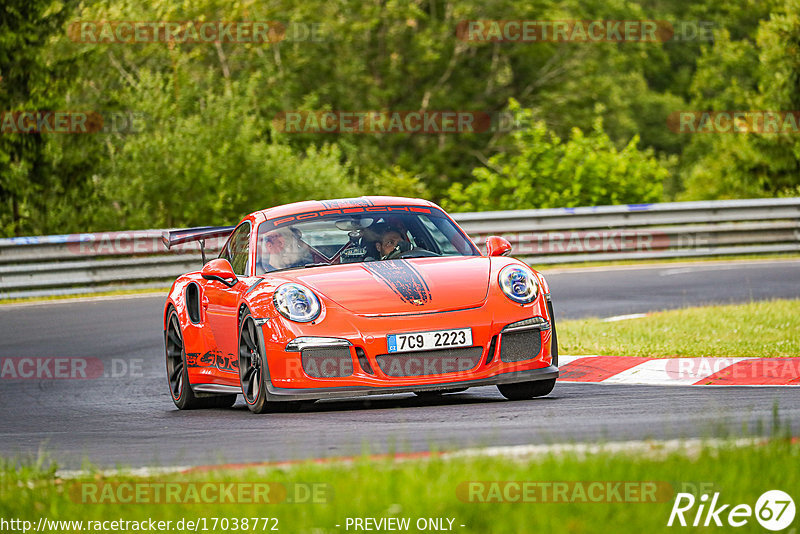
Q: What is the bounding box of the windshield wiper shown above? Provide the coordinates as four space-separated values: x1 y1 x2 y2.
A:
303 262 331 268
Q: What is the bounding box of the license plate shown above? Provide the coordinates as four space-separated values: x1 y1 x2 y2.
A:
387 328 472 354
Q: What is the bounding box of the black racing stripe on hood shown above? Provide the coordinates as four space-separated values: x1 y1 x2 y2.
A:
362 260 432 306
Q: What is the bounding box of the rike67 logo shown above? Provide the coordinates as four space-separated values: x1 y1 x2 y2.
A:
668 490 795 531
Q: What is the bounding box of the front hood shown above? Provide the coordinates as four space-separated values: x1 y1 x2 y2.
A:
281 257 491 315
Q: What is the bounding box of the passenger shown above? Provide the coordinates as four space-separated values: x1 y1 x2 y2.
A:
259 227 312 272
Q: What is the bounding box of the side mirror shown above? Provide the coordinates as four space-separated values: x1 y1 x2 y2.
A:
486 236 512 257
201 258 238 287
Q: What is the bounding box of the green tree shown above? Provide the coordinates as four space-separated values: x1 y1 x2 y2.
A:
443 100 667 212
73 0 687 202
89 73 363 229
4 0 790 236
679 0 800 199
0 0 101 236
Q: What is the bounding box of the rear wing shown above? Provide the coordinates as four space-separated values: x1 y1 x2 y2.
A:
161 226 235 263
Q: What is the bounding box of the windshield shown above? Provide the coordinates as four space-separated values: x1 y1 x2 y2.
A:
255 208 479 274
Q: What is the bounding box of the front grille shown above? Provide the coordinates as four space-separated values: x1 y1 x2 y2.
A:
301 348 354 378
376 347 483 377
499 330 542 363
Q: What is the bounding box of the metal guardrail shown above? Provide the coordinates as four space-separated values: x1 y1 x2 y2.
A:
458 198 800 264
1 198 798 299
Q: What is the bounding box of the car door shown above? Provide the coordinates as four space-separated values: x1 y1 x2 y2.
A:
202 222 251 375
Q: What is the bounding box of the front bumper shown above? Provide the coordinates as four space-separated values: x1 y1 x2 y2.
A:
262 365 559 401
255 295 557 400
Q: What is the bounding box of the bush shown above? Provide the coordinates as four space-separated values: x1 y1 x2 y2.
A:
443 100 668 212
89 73 362 229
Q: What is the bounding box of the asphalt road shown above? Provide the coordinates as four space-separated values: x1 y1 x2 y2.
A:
546 259 800 318
1 259 798 469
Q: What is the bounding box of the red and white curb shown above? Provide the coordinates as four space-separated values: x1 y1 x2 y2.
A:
558 355 800 386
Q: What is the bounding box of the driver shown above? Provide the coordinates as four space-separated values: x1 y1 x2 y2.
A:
374 227 408 260
259 227 312 272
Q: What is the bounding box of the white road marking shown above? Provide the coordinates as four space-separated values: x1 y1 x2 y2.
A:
601 313 648 322
56 464 191 479
659 264 759 276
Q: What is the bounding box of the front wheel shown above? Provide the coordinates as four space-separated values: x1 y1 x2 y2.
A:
165 307 236 410
497 379 556 401
239 310 302 414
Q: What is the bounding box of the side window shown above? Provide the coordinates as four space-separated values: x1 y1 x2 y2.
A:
225 223 251 276
418 215 460 255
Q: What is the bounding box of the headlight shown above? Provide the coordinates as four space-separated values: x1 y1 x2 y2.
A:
273 283 321 323
498 265 539 304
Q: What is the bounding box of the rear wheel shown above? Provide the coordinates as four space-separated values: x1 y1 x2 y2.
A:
239 310 302 414
165 307 236 409
497 378 556 401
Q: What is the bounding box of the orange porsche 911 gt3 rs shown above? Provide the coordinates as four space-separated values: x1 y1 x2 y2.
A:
162 196 558 413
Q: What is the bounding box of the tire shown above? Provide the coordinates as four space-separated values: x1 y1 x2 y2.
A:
165 307 237 410
238 309 302 414
413 388 468 397
497 378 556 400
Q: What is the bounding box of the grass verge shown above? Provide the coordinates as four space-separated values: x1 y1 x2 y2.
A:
0 286 170 305
1 438 797 533
559 298 800 358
